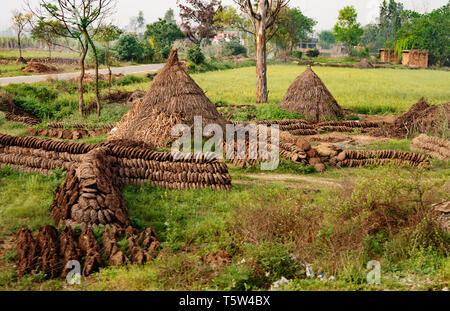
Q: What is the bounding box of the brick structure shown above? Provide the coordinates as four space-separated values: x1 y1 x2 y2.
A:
379 49 399 64
401 50 429 68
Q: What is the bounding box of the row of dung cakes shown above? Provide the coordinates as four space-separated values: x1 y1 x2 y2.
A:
0 133 232 191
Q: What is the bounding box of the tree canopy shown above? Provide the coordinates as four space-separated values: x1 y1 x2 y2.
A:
144 19 185 59
333 6 364 55
396 3 450 66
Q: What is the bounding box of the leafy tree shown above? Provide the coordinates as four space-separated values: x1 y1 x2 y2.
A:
33 0 117 117
333 6 364 56
378 0 404 46
178 0 220 45
214 5 253 36
129 10 146 34
30 19 66 58
396 4 450 66
318 30 335 49
145 19 185 59
164 8 177 25
271 7 316 56
96 24 123 93
11 11 32 60
114 34 143 62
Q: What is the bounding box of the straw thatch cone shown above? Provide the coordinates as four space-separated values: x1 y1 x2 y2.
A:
109 49 227 147
354 58 374 69
280 66 343 121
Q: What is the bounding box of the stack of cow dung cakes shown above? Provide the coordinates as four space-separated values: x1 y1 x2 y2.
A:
51 147 129 230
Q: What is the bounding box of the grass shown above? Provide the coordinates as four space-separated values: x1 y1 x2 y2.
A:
0 166 448 291
0 64 449 291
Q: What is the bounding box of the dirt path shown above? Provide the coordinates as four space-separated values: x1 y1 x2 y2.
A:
234 173 344 190
0 63 164 86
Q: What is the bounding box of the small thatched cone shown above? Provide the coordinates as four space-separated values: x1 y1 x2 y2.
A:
110 49 227 146
355 58 374 69
280 66 343 121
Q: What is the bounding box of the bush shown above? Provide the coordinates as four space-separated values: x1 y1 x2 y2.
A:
222 37 247 56
292 51 303 60
187 45 205 65
115 75 145 86
140 40 155 63
306 48 320 58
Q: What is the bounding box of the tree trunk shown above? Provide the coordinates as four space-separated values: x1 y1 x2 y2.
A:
18 32 22 59
255 11 268 103
86 32 101 118
106 44 112 96
348 45 353 57
79 45 88 116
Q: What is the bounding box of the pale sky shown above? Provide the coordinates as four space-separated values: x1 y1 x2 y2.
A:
1 0 448 32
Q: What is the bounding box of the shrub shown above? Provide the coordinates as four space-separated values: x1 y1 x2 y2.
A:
140 40 155 63
306 48 320 58
116 75 145 86
222 37 247 56
292 51 303 60
187 45 205 65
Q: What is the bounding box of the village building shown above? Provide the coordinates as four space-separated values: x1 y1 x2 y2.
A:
379 48 400 64
401 50 429 68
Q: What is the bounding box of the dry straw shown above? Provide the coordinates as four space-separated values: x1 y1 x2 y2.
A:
110 49 227 147
280 66 343 121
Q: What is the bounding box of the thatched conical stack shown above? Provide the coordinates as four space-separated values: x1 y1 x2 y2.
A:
109 49 227 147
280 66 343 121
354 58 374 69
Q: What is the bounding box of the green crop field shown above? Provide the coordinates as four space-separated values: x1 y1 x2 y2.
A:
0 49 79 59
192 64 450 114
0 65 449 291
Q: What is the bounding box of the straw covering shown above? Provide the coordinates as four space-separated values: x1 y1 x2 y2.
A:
280 66 343 121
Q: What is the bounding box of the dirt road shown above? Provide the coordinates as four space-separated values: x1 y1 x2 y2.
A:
0 63 164 86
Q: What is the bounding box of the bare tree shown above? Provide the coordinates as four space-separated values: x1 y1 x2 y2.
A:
233 0 289 103
11 10 33 62
28 0 116 117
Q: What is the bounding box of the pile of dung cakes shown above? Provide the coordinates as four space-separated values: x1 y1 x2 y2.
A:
15 225 160 278
316 121 380 133
4 111 41 125
47 122 116 130
224 126 326 172
234 119 381 137
411 134 450 160
51 147 129 230
331 150 430 168
0 133 232 191
27 128 109 140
